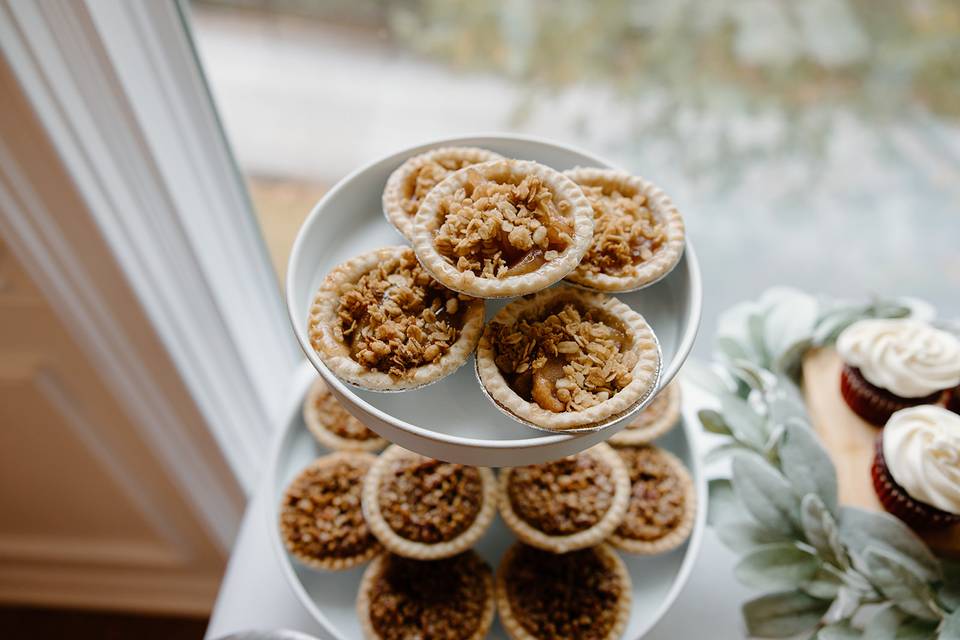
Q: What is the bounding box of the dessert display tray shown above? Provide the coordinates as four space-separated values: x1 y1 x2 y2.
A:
267 379 707 640
286 134 702 466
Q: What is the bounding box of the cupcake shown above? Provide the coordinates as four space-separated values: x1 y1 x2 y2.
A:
362 445 497 560
496 542 631 640
357 551 495 640
836 319 960 426
279 452 382 570
608 381 681 446
302 377 386 452
498 443 630 554
608 445 696 554
871 405 960 529
947 387 960 416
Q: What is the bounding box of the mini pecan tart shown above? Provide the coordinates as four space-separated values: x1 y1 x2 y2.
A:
608 381 681 446
279 452 381 571
563 167 685 292
476 286 661 431
357 551 495 640
496 542 631 640
498 443 630 554
382 146 504 240
411 159 594 298
308 246 485 391
303 378 387 452
362 445 497 560
608 445 696 555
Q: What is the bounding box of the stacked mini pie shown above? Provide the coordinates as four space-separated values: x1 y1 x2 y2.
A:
834 318 960 530
307 146 688 432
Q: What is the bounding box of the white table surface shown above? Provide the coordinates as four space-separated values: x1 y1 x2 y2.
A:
205 384 754 640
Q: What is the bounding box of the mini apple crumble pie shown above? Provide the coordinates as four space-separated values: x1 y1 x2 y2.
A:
362 445 497 560
303 377 387 452
357 551 495 640
497 443 630 554
496 543 631 640
279 452 381 571
563 168 685 292
411 159 594 298
608 381 681 446
308 246 485 391
608 445 696 555
476 286 660 431
382 146 504 240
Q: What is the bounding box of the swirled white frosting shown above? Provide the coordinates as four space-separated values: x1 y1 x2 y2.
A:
883 406 960 515
836 319 960 398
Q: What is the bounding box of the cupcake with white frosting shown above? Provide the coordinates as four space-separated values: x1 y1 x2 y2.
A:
836 319 960 426
871 405 960 529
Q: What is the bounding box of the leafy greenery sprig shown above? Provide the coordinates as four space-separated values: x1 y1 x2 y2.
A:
693 288 960 639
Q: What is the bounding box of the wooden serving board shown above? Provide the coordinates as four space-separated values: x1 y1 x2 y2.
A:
801 348 959 557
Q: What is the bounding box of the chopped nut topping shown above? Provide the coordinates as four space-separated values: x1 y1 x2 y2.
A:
505 545 623 640
335 249 473 377
489 302 636 413
508 453 614 535
577 183 665 276
616 446 685 541
401 157 480 218
625 388 670 431
379 454 483 543
312 385 379 441
280 458 379 561
368 552 490 640
433 171 574 279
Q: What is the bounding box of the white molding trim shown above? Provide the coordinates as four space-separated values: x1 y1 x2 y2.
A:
0 0 302 499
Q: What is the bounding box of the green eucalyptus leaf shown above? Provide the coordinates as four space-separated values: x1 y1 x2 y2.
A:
838 508 940 583
825 586 861 624
703 442 753 465
894 618 940 640
722 394 768 449
699 409 732 435
863 605 907 640
683 359 733 396
735 543 820 589
863 547 942 622
780 424 838 516
742 590 830 638
766 388 809 426
816 621 861 640
707 478 738 526
748 312 772 369
941 608 960 640
730 360 769 391
716 518 792 554
717 336 750 362
802 568 842 599
938 559 960 610
800 494 848 568
775 337 813 383
813 308 862 346
732 452 800 535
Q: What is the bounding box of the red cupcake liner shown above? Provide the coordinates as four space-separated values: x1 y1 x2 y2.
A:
840 365 942 427
871 435 960 529
947 387 960 416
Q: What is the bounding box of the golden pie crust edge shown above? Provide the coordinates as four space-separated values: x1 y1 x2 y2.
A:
476 286 661 431
279 452 382 571
608 381 682 446
302 378 388 453
307 246 485 391
382 146 505 240
361 445 498 560
495 541 632 640
356 551 496 640
563 167 685 292
496 443 630 554
411 159 595 298
607 445 697 555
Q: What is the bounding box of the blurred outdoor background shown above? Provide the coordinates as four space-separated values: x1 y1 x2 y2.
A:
188 0 960 354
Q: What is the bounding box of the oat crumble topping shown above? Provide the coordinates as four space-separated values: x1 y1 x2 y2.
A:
489 302 636 413
505 545 622 640
402 157 479 218
335 249 472 377
578 183 665 276
616 446 685 541
369 552 489 640
379 454 483 543
508 453 614 535
280 459 378 561
313 386 379 441
434 171 574 279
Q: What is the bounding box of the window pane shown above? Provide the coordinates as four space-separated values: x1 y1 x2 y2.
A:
187 0 960 351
